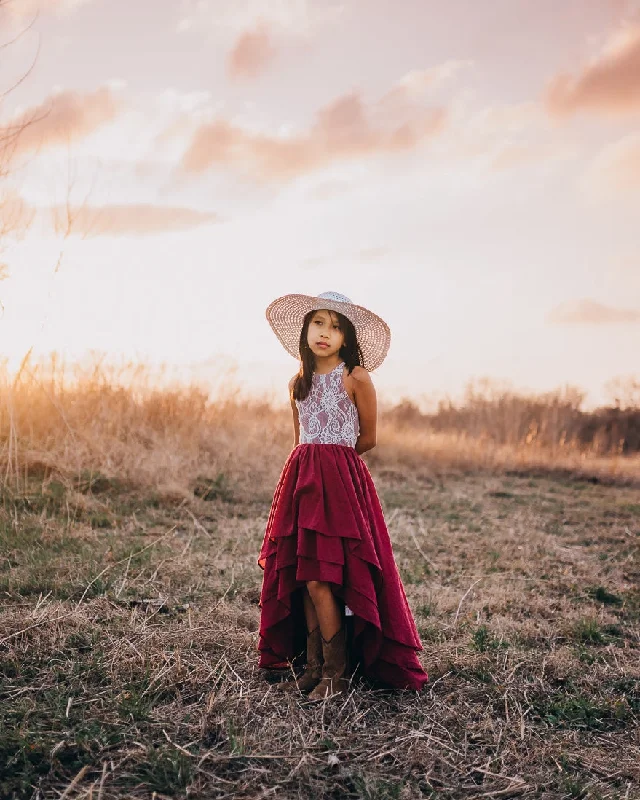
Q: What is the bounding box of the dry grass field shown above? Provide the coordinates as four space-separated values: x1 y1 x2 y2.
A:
1 362 639 799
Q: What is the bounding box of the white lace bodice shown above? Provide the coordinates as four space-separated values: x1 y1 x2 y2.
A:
296 362 360 447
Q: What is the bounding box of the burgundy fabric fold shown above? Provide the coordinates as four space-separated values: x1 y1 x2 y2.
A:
257 443 428 691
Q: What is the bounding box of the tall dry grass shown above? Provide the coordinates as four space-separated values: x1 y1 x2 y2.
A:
1 356 639 798
1 356 639 497
0 356 288 497
386 381 640 454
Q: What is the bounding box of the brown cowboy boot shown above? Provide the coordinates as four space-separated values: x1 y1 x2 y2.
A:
307 626 349 701
275 626 323 693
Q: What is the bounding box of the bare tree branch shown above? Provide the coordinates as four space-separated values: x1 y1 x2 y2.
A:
0 36 41 101
0 0 41 277
0 1 39 51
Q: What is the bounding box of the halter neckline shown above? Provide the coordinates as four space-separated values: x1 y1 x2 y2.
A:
314 361 344 377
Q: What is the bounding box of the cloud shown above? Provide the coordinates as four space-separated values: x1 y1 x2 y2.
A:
439 101 553 167
1 86 123 159
179 77 447 181
177 0 344 37
43 0 91 10
356 246 389 263
307 178 352 200
547 298 640 324
301 246 388 270
489 139 575 171
545 25 640 116
228 24 276 79
427 99 578 173
49 203 220 237
489 143 542 171
176 16 194 33
3 0 93 17
380 61 473 109
583 131 640 194
465 102 540 135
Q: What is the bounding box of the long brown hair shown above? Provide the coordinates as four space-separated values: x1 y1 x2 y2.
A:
292 309 364 401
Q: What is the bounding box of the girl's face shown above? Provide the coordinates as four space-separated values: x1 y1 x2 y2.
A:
306 309 345 359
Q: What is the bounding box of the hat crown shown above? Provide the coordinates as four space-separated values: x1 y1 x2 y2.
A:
315 291 352 305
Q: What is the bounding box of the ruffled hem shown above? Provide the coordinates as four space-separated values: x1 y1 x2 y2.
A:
257 443 428 691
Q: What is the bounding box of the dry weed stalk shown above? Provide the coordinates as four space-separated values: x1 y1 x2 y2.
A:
0 357 638 499
0 357 638 797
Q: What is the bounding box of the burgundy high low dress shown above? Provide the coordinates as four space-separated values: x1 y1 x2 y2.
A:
258 362 428 691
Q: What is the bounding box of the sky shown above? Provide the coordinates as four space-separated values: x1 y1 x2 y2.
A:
0 0 639 407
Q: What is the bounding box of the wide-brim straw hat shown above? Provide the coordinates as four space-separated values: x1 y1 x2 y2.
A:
266 291 391 371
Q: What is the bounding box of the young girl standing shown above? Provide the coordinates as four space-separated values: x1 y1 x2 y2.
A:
258 291 428 699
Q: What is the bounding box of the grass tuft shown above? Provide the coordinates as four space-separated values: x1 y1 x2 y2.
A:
0 361 638 797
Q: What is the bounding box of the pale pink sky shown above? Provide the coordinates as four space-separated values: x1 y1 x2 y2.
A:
1 0 639 406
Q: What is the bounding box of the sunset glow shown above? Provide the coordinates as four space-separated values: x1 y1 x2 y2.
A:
1 0 639 406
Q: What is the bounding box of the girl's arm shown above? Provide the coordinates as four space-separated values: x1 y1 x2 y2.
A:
352 367 377 455
288 375 300 448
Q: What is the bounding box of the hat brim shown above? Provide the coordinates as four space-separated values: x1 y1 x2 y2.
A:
266 293 391 371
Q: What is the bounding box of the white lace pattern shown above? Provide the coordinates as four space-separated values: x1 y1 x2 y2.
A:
296 362 360 448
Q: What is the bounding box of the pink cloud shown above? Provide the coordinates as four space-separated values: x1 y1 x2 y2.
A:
545 25 640 116
547 298 640 324
227 24 276 80
180 80 446 181
379 61 473 111
584 132 640 192
176 0 345 37
4 0 93 18
490 140 574 171
490 143 540 171
1 86 122 158
439 101 559 169
49 203 220 237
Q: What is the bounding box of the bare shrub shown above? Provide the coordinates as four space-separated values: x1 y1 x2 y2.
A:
1 358 639 498
385 379 640 459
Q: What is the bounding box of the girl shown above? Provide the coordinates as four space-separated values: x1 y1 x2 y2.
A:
258 291 428 699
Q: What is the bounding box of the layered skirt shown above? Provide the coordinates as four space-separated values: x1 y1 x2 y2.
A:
257 443 428 691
